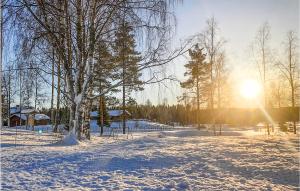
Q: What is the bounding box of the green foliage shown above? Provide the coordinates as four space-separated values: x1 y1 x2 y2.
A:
113 21 143 92
181 44 210 105
94 40 118 93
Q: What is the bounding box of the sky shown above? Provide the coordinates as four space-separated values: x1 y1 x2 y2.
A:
134 0 299 106
4 0 299 108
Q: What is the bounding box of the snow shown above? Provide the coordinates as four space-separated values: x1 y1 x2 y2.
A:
90 111 98 117
108 109 131 117
74 94 82 105
10 106 20 114
1 124 299 190
4 125 53 133
56 132 79 146
90 110 131 117
89 119 172 133
20 109 36 114
33 114 50 120
10 113 50 121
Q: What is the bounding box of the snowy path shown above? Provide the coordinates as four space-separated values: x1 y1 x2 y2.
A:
1 127 299 190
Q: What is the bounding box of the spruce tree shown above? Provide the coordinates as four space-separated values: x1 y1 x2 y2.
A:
113 21 143 134
94 40 116 135
181 44 209 128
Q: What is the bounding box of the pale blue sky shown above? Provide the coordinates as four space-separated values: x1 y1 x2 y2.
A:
134 0 299 105
5 0 299 108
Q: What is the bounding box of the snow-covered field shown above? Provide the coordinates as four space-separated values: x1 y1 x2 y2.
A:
1 122 299 190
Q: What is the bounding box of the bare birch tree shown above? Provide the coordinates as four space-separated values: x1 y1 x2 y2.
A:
6 0 189 140
252 22 271 135
199 17 226 109
277 31 299 133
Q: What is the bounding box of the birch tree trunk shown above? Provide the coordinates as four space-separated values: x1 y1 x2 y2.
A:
51 49 55 130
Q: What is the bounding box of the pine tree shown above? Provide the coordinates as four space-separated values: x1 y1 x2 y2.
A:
113 21 143 134
94 40 116 135
181 44 209 128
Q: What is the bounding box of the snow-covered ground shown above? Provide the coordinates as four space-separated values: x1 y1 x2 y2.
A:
90 119 174 134
1 122 299 190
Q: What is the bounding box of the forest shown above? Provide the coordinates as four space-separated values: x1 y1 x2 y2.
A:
1 0 299 139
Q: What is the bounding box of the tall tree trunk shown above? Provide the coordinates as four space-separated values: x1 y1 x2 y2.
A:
122 73 126 134
210 21 215 135
262 34 270 135
99 96 104 136
51 49 55 130
196 72 200 129
217 70 221 109
85 87 92 140
69 103 76 132
289 40 296 134
19 71 22 127
54 59 61 132
7 67 11 127
33 70 38 131
217 68 221 135
122 26 126 135
210 22 214 109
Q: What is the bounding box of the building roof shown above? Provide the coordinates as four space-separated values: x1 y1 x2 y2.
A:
10 113 50 121
21 109 36 114
10 114 27 120
90 111 99 117
34 114 50 120
10 107 20 114
108 110 131 117
10 107 36 114
90 110 131 117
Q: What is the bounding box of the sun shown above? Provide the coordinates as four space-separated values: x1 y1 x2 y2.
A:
240 79 261 99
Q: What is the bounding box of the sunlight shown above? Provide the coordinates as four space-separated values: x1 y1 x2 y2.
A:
240 79 261 99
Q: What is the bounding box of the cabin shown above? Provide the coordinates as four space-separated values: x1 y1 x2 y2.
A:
108 110 131 121
10 113 50 127
9 108 36 127
28 114 50 126
9 105 50 127
90 109 131 122
10 114 27 127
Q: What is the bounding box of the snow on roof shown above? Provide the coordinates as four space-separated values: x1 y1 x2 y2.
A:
21 109 36 114
11 114 27 120
10 113 49 121
34 114 50 121
10 107 36 114
90 110 131 117
10 107 20 114
90 111 99 117
108 110 131 117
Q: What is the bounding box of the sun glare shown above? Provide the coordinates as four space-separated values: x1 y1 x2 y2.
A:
240 79 261 99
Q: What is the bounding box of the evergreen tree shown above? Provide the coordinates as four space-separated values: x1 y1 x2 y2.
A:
113 21 143 134
1 74 8 125
181 44 209 128
94 40 116 135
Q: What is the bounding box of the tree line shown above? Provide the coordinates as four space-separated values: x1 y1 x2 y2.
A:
1 3 298 137
177 18 299 134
